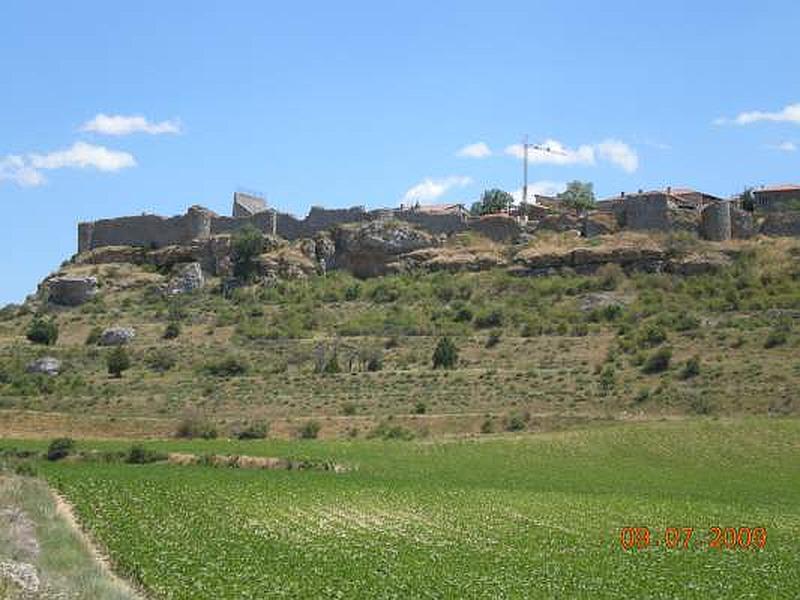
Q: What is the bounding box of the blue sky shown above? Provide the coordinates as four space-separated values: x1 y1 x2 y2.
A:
2 1 800 304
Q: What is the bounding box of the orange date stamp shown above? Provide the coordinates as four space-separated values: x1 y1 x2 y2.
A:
619 527 767 551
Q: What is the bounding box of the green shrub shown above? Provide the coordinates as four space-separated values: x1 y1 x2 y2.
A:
642 347 672 374
298 420 321 439
368 422 415 440
599 364 616 390
504 413 527 432
46 437 75 461
204 355 249 377
176 416 218 439
680 355 701 379
85 326 103 346
107 347 131 378
235 421 269 440
637 323 667 348
480 417 494 434
163 322 181 340
413 401 427 414
341 402 358 416
126 444 166 464
485 332 501 348
474 309 503 329
14 462 38 477
26 317 59 346
432 336 458 369
232 225 265 282
145 349 177 373
764 328 788 349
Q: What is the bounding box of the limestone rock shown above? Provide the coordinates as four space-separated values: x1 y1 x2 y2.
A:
257 247 317 280
333 220 438 277
26 357 61 376
665 252 731 275
397 247 505 273
166 262 204 295
47 276 98 306
99 327 136 346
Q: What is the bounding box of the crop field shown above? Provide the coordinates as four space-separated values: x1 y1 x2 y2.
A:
8 418 796 598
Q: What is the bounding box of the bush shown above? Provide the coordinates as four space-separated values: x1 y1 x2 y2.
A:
341 402 358 416
368 422 415 440
764 328 788 349
597 263 624 290
432 336 458 369
504 412 527 432
106 346 131 378
232 225 265 282
204 355 249 377
235 421 269 440
599 364 616 390
637 323 667 348
26 317 58 346
474 309 503 329
145 349 177 373
175 416 218 439
413 401 427 415
107 347 131 378
297 420 321 439
485 332 501 348
46 437 75 461
642 347 672 374
163 321 181 340
680 355 701 379
85 326 103 346
126 444 166 464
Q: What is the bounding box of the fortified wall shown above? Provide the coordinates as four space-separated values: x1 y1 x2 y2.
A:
77 198 475 253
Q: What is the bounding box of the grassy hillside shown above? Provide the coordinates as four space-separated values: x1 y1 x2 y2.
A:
0 233 799 438
3 418 797 598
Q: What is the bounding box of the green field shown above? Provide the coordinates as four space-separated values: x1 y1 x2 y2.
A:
7 418 797 598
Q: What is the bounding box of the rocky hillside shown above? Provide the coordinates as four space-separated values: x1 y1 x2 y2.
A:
0 222 798 439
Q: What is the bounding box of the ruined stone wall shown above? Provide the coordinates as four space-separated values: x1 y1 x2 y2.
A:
731 208 755 239
700 202 732 241
759 212 800 237
615 194 671 231
468 214 520 241
396 211 468 235
78 206 213 252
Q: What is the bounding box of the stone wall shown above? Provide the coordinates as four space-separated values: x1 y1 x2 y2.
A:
700 202 732 241
396 211 468 235
614 193 671 230
468 214 520 242
78 206 213 252
759 212 800 237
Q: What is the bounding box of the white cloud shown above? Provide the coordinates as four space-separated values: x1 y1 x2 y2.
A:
0 142 136 187
768 141 797 152
510 181 567 203
402 176 472 203
81 113 181 135
715 103 800 126
596 139 639 173
504 138 639 172
0 155 45 187
30 142 136 172
456 142 491 158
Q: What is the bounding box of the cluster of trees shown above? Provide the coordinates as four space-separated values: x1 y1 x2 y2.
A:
469 181 596 217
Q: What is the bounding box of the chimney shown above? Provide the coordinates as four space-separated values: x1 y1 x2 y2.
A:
638 188 643 194
620 191 625 198
666 186 671 195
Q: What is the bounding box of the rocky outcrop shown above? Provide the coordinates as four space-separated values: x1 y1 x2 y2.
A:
583 212 618 237
535 213 583 235
166 262 204 295
394 247 506 273
99 327 136 346
469 214 521 242
332 220 438 277
664 252 731 275
47 276 98 306
26 357 61 376
513 240 667 275
256 247 317 280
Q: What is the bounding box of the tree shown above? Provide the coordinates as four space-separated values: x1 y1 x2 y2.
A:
740 187 755 212
472 188 514 216
557 181 595 214
107 346 131 378
432 336 458 369
26 317 58 346
232 224 265 282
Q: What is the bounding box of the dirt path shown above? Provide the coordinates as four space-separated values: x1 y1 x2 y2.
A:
51 489 144 599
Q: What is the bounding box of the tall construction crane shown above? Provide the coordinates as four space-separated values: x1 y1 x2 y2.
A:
520 135 568 205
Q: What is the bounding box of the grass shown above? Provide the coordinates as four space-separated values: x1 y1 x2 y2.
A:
0 475 138 599
3 417 797 598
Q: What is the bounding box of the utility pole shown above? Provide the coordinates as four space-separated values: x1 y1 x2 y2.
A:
520 136 568 205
